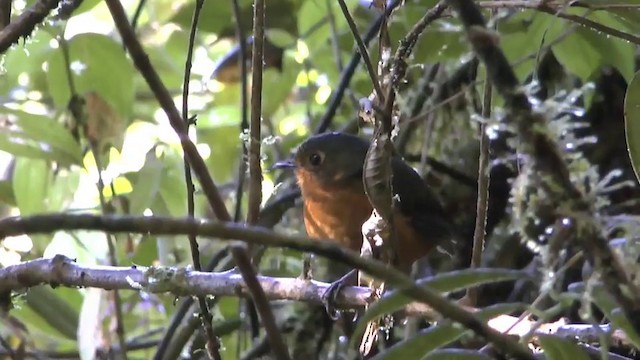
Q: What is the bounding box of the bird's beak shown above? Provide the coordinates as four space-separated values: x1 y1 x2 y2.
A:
272 159 296 170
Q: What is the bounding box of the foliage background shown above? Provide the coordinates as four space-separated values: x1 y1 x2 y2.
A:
2 0 640 359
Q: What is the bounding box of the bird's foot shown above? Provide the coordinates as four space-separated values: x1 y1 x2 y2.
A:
322 269 358 320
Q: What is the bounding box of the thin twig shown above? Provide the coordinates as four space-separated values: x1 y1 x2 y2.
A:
0 0 61 54
245 1 290 359
247 0 264 229
336 0 384 102
181 0 221 358
228 0 258 350
0 213 536 359
130 0 147 31
466 15 494 308
231 0 249 223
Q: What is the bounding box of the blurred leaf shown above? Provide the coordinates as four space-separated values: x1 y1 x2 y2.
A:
131 235 159 266
591 284 640 349
84 91 127 154
170 0 250 34
158 149 188 216
199 124 241 183
12 157 50 215
0 179 15 206
550 10 635 81
624 69 640 184
128 149 165 215
263 58 300 117
0 108 82 166
371 304 524 359
538 335 590 360
266 29 297 48
353 269 530 343
25 286 79 340
144 29 189 90
0 29 54 95
372 324 463 360
298 0 358 54
501 11 557 81
48 171 80 212
47 33 135 117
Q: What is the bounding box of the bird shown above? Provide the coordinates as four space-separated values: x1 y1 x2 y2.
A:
274 132 458 355
275 132 457 271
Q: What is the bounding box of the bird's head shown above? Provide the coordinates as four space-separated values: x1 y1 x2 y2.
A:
274 132 370 190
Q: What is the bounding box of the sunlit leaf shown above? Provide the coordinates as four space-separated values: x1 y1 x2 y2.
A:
0 108 82 166
46 33 135 118
12 157 50 215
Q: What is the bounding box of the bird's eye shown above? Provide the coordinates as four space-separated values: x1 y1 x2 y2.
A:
309 152 323 167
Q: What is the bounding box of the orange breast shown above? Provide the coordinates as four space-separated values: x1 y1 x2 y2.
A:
302 187 373 252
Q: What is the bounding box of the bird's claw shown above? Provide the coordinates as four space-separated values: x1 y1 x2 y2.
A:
321 269 358 320
322 280 345 320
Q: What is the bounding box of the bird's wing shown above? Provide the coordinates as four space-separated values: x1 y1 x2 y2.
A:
391 157 458 256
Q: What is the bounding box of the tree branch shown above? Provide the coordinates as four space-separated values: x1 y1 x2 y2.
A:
0 0 61 54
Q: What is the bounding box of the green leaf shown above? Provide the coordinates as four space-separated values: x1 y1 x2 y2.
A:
371 304 525 360
46 33 135 117
266 29 297 48
1 29 55 95
25 286 80 340
550 10 635 82
298 0 358 54
0 108 82 166
591 284 640 349
199 124 242 184
624 70 640 184
538 335 590 360
130 235 159 266
128 149 165 215
0 179 16 206
371 324 463 360
12 157 50 215
263 57 300 117
352 269 530 343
